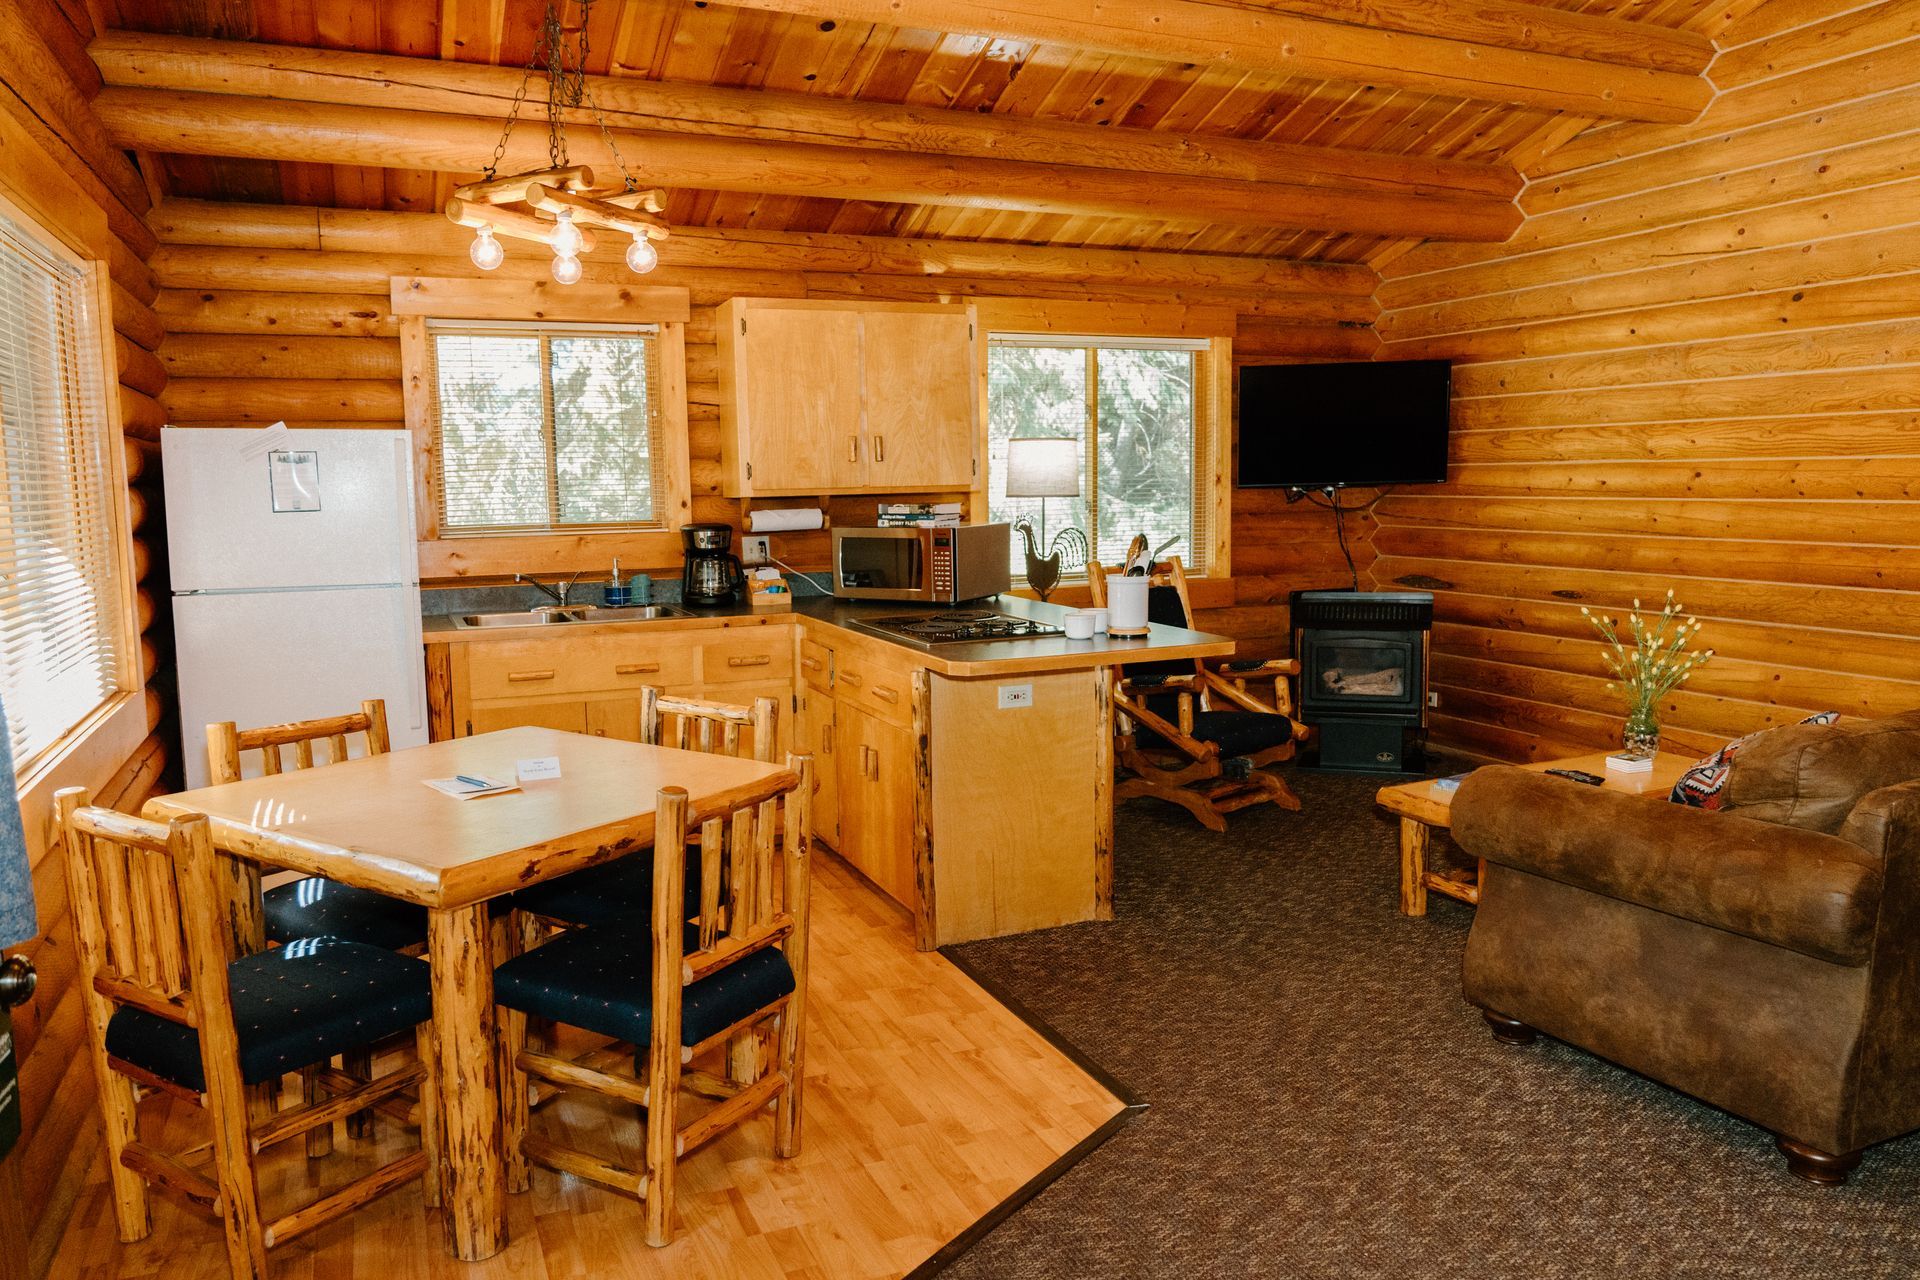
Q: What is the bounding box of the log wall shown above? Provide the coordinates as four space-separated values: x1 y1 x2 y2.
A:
150 204 1379 655
1372 0 1920 761
0 2 172 1271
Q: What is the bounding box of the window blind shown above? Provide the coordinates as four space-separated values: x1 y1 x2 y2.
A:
0 208 120 774
427 321 664 534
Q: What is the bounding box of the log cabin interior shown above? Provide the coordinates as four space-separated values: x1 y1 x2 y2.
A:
2 0 1919 1275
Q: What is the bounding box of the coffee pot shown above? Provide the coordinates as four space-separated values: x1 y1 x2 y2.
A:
681 523 745 607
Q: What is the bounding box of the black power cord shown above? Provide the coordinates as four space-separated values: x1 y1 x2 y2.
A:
1286 485 1393 592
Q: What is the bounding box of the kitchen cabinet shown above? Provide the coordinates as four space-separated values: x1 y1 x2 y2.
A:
716 298 978 497
442 625 792 758
835 703 918 908
795 639 839 847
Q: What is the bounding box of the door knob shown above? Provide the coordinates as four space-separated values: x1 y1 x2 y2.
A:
0 955 35 1008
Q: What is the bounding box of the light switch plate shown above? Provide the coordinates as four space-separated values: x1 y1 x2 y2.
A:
997 683 1034 710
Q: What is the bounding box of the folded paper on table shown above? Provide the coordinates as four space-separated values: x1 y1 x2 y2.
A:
747 508 825 533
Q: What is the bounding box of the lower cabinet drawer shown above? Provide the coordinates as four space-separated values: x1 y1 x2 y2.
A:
701 632 794 685
835 655 914 730
466 637 696 698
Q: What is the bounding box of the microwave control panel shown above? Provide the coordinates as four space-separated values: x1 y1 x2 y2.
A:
930 529 955 596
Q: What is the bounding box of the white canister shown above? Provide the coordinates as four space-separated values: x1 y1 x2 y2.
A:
1063 610 1096 640
1086 607 1110 634
1104 574 1150 636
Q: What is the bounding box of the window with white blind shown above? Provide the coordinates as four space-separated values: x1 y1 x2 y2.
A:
0 207 122 775
986 334 1221 578
427 320 665 533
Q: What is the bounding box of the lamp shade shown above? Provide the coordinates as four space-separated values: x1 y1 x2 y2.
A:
1004 436 1081 498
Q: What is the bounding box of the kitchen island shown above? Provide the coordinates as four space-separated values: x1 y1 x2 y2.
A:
423 595 1234 946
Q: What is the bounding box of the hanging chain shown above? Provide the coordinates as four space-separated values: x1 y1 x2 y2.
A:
482 0 639 192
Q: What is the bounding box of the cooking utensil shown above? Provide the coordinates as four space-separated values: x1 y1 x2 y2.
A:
1124 533 1148 575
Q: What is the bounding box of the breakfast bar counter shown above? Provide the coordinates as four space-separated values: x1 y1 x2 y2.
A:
421 594 1235 947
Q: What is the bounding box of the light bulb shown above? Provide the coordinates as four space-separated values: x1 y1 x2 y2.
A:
550 210 583 258
625 234 658 274
468 226 504 270
551 253 583 285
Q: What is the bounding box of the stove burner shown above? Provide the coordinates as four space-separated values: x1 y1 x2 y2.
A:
854 609 1068 647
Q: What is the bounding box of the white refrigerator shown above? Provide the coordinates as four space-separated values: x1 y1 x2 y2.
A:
163 426 429 789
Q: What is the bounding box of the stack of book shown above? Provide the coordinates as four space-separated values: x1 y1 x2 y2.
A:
877 502 963 527
1604 752 1656 774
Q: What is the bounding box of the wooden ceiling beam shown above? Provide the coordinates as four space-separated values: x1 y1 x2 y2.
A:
94 88 1522 241
89 32 1519 201
702 0 1713 122
151 197 1380 295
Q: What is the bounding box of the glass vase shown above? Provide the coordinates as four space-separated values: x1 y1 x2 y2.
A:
1623 702 1661 759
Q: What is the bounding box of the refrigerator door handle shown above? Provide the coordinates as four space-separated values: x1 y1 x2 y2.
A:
396 602 426 732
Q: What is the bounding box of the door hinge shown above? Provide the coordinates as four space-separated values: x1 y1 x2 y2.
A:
464 720 472 736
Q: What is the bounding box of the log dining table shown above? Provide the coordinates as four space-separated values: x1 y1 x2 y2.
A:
143 724 797 1262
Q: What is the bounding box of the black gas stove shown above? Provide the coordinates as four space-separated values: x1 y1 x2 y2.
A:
851 608 1066 647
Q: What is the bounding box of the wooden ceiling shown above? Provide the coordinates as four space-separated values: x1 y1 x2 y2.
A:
86 0 1749 265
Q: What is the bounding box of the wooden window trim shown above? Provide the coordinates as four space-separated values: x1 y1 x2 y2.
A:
394 278 694 582
975 304 1233 584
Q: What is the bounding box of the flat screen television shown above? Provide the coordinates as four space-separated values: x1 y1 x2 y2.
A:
1237 359 1452 489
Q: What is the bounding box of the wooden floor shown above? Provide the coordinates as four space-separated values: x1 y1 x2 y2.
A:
44 852 1123 1279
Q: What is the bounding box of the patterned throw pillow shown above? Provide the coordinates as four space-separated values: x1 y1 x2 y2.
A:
1669 712 1844 809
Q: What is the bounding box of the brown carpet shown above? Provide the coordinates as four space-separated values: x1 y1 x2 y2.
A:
943 766 1920 1279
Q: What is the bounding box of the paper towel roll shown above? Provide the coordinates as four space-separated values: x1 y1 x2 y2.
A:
748 508 826 533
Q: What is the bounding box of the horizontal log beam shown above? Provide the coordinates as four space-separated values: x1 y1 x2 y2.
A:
703 0 1711 122
96 88 1520 242
91 32 1520 201
151 198 1377 295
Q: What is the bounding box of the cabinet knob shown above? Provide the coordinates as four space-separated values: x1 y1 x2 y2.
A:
727 654 771 668
848 435 860 463
873 434 885 462
870 686 900 704
507 669 555 683
615 663 660 675
839 672 863 687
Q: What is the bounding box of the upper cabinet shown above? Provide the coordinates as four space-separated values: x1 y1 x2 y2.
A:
716 298 979 497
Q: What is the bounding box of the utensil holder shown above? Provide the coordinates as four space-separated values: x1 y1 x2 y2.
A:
1105 574 1150 636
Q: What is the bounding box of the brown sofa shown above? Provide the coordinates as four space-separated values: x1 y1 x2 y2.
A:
1450 710 1920 1184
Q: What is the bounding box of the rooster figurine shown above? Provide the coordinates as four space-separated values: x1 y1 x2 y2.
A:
1014 517 1090 601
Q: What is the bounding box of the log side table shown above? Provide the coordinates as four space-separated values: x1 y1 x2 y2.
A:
1377 750 1695 915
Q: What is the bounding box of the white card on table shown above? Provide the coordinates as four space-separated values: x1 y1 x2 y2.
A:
516 756 563 782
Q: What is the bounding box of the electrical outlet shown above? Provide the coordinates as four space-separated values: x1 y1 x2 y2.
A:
997 683 1034 710
742 534 771 567
1428 691 1441 708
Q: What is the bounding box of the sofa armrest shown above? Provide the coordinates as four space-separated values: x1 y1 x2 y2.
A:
1452 767 1884 966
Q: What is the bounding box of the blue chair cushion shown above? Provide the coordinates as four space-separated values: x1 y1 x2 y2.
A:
263 877 427 952
507 849 702 928
103 936 432 1092
493 923 794 1049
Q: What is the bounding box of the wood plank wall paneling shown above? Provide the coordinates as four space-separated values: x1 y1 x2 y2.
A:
1370 0 1920 764
149 217 1380 655
0 4 173 1271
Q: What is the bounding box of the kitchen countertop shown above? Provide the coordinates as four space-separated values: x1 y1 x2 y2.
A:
422 592 1236 677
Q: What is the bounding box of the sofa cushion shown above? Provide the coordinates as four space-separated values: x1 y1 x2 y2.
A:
1727 708 1920 834
1453 767 1884 966
1670 712 1841 810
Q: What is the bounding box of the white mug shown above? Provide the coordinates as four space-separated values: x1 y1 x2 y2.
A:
1086 607 1110 633
1063 610 1096 640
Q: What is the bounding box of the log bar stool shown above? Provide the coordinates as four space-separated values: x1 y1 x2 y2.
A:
58 787 439 1280
206 699 428 953
509 690 779 928
492 753 813 1246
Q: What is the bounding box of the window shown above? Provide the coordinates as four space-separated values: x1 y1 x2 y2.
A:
986 334 1219 578
0 207 122 773
428 321 666 533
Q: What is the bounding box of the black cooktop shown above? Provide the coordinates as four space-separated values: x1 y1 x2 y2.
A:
851 608 1067 647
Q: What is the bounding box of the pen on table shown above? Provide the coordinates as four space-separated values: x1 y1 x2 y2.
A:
455 775 494 789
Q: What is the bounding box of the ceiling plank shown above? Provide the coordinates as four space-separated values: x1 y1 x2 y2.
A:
698 0 1714 122
93 86 1523 240
90 32 1520 199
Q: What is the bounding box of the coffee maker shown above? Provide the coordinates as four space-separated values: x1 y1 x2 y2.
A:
681 523 745 608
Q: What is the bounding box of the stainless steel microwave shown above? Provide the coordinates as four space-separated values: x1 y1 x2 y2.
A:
832 523 1011 603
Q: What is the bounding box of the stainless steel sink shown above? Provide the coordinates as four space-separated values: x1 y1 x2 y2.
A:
452 603 691 629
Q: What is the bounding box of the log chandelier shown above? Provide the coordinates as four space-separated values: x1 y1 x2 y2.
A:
446 0 668 283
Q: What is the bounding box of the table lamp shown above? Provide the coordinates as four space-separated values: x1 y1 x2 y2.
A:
1005 436 1083 600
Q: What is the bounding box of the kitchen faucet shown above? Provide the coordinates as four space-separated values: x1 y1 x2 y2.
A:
516 571 585 609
